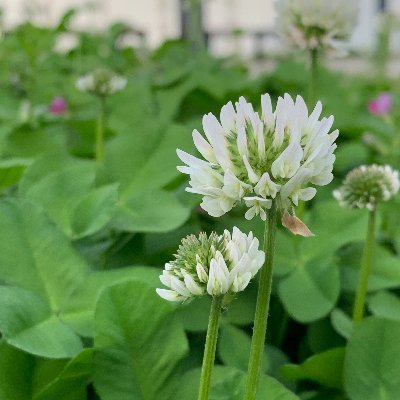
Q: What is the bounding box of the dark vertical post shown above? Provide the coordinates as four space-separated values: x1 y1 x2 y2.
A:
179 0 206 53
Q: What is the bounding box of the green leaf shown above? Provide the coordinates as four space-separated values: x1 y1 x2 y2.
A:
34 349 93 400
274 230 299 277
368 291 400 322
307 318 346 353
0 286 82 358
19 160 96 236
176 295 212 332
71 183 119 239
218 324 268 373
303 201 369 261
334 142 368 173
280 347 345 389
175 366 300 400
278 256 340 322
0 342 34 400
330 309 353 340
61 266 161 337
0 198 88 310
93 280 188 400
0 158 31 191
339 243 400 292
113 190 190 233
344 317 400 400
105 124 193 194
223 282 258 326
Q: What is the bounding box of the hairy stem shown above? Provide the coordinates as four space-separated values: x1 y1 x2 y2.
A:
96 96 106 163
244 201 278 400
198 295 223 400
352 210 376 323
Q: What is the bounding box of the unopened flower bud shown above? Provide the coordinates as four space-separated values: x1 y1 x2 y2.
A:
156 228 265 302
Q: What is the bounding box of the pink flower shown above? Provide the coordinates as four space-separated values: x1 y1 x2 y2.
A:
49 96 67 114
368 93 392 116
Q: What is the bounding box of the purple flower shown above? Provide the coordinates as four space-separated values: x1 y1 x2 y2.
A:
368 93 392 116
49 96 67 114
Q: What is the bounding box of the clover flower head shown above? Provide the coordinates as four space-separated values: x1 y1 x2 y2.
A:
334 164 399 211
275 0 358 51
177 93 338 223
49 96 68 114
156 227 265 302
76 68 127 97
368 93 392 116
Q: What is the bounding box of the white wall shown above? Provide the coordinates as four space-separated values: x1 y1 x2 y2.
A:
1 0 399 53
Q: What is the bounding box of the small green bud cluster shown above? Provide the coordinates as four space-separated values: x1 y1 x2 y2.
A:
156 227 265 301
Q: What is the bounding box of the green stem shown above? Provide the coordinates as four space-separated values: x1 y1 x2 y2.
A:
244 201 278 400
96 96 106 163
198 295 223 400
308 48 319 107
352 210 376 323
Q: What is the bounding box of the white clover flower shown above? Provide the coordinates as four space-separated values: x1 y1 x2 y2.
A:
156 227 265 302
334 164 400 211
177 93 338 223
275 0 358 52
76 68 127 97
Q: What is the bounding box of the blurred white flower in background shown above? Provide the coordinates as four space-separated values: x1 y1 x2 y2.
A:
76 68 127 97
275 0 358 52
177 93 338 227
334 164 400 211
53 32 79 54
156 227 265 302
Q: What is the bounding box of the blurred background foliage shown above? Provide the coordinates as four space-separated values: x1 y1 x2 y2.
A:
0 6 400 400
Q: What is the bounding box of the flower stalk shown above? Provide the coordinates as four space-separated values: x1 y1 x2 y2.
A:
244 200 278 400
352 209 376 323
96 96 106 164
198 295 223 400
309 47 319 107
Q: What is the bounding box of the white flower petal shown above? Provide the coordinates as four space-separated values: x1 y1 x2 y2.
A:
192 129 216 163
271 142 303 179
242 155 260 184
156 289 185 302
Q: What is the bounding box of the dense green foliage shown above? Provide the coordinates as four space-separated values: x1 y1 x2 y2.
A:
0 11 400 400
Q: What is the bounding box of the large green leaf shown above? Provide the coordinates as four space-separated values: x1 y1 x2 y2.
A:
105 123 193 195
0 198 88 310
112 190 190 233
19 158 117 238
368 291 400 322
330 309 353 339
280 347 345 389
60 266 161 337
339 243 400 292
0 286 82 358
71 183 119 239
0 158 31 191
218 324 267 373
34 349 93 400
93 280 188 400
344 317 400 400
278 256 340 322
303 201 369 261
0 342 34 400
218 324 288 380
